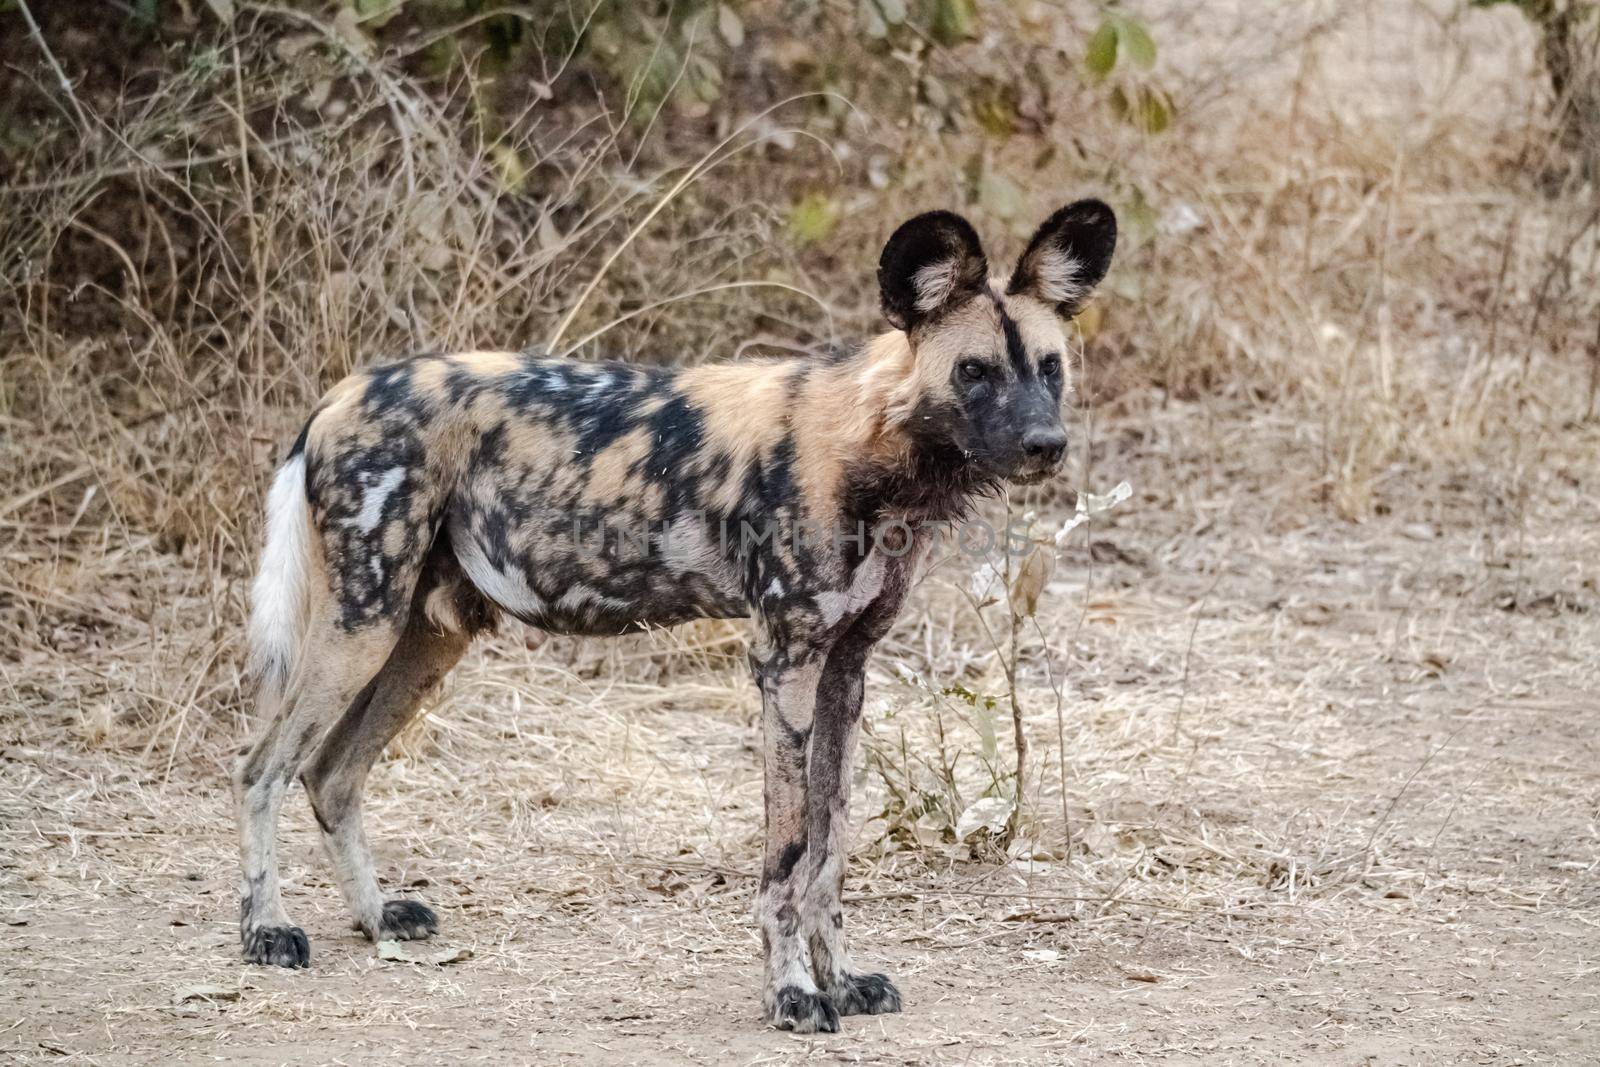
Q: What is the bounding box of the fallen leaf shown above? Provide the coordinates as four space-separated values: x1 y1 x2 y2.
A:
377 940 474 965
955 796 1014 841
376 940 407 961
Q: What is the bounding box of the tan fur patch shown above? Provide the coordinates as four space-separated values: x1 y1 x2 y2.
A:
788 335 911 524
888 298 1002 423
451 350 524 375
582 425 661 512
679 361 796 514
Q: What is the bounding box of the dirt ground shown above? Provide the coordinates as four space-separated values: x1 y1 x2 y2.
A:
4 395 1596 1066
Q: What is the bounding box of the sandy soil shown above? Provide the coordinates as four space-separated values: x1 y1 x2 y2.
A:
4 397 1597 1066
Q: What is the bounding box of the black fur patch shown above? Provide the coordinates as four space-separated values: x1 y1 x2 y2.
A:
374 899 438 941
767 986 840 1034
828 971 903 1016
839 396 1000 524
774 840 807 883
1009 198 1118 317
242 924 311 968
877 211 989 331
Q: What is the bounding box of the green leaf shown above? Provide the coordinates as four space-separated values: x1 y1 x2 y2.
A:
490 145 526 193
1085 20 1118 77
1136 86 1172 133
1111 85 1174 134
690 54 724 103
972 79 1021 137
788 192 839 246
931 0 977 45
1117 17 1157 69
1124 185 1158 233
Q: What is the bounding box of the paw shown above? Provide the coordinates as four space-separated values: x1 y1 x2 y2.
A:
242 925 310 968
374 899 437 941
828 971 902 1016
765 985 840 1034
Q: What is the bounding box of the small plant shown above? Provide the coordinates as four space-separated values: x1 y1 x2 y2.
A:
865 483 1132 859
1085 5 1175 134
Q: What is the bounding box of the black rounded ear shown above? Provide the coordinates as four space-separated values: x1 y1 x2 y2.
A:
1008 199 1117 318
877 211 989 332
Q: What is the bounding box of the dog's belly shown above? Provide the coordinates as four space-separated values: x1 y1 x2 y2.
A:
449 507 748 636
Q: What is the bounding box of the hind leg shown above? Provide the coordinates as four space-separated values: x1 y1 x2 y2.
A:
301 610 470 942
234 618 399 967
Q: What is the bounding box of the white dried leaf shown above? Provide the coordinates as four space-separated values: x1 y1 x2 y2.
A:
538 212 563 251
955 796 1014 841
377 941 473 965
1055 480 1133 545
1160 201 1203 236
968 560 1000 601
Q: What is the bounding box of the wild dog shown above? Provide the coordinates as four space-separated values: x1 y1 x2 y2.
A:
235 200 1116 1032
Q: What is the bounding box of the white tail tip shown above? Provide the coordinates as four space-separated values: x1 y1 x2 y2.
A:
248 454 311 695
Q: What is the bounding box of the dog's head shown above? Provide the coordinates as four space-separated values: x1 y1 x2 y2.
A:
877 200 1116 485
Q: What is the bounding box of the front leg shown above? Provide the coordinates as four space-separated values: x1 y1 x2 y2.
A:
799 641 902 1016
752 646 839 1034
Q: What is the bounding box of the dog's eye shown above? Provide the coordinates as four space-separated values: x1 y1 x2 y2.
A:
959 360 988 382
1039 355 1061 377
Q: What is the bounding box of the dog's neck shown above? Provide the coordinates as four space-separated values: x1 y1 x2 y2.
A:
791 333 996 529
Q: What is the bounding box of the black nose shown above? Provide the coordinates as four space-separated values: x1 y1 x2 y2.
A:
1021 427 1067 465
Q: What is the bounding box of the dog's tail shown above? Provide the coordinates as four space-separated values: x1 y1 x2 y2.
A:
247 429 313 701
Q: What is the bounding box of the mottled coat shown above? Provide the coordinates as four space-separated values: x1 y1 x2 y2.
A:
235 200 1117 1033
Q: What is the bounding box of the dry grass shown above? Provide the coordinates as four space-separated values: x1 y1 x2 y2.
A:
2 0 1598 1062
